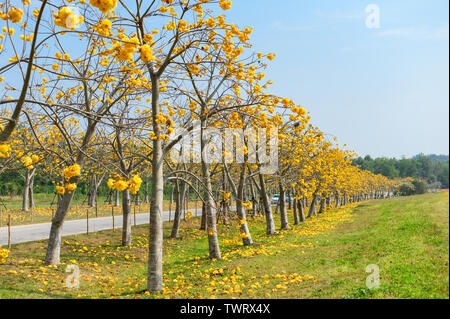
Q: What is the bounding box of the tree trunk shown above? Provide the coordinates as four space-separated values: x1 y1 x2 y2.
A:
182 184 188 221
318 195 326 214
307 194 317 218
201 121 221 259
236 188 253 246
228 163 253 245
29 173 35 208
121 189 132 246
45 190 76 265
200 201 206 230
274 199 280 215
293 197 300 225
202 163 221 259
135 192 140 205
170 181 183 239
108 190 113 205
22 170 31 212
45 106 99 265
147 141 164 291
279 183 289 230
87 191 94 207
298 198 306 222
88 176 97 208
250 181 257 217
114 189 120 207
144 179 149 203
88 184 100 208
147 75 164 293
258 170 276 235
287 191 291 210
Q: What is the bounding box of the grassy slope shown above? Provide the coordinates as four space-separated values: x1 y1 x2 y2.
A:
0 192 448 299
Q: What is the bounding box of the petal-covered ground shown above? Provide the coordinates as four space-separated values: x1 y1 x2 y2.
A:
0 192 448 299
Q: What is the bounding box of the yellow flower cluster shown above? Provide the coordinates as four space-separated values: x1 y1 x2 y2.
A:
56 185 65 194
19 33 34 42
0 246 9 263
65 183 77 192
55 51 70 60
108 174 142 194
291 106 306 116
267 53 276 61
115 180 129 191
56 181 77 195
90 0 117 14
138 44 156 63
108 174 127 191
219 0 232 10
188 64 200 75
128 174 142 194
112 34 140 62
54 7 84 30
2 26 14 35
0 8 24 23
186 211 194 220
96 18 112 36
21 155 38 170
242 201 252 210
222 191 231 201
143 33 155 44
63 164 81 180
0 143 11 158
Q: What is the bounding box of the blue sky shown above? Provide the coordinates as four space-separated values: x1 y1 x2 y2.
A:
4 1 447 159
226 0 449 158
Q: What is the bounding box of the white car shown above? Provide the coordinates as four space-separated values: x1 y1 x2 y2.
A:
271 194 292 205
271 194 280 205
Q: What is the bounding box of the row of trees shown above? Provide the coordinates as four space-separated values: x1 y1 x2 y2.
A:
1 0 396 293
353 154 449 189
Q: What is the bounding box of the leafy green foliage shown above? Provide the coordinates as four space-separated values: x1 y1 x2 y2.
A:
353 154 449 188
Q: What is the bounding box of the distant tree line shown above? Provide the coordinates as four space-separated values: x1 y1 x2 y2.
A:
0 171 93 200
352 154 449 189
0 169 170 202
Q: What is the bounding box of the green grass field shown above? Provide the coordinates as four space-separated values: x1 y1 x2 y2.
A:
0 192 448 299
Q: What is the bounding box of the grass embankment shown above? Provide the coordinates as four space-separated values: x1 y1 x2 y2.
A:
0 192 448 299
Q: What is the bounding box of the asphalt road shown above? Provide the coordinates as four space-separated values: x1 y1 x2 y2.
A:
0 207 206 246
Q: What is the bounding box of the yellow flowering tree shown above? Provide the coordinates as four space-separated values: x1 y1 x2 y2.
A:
0 0 48 143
